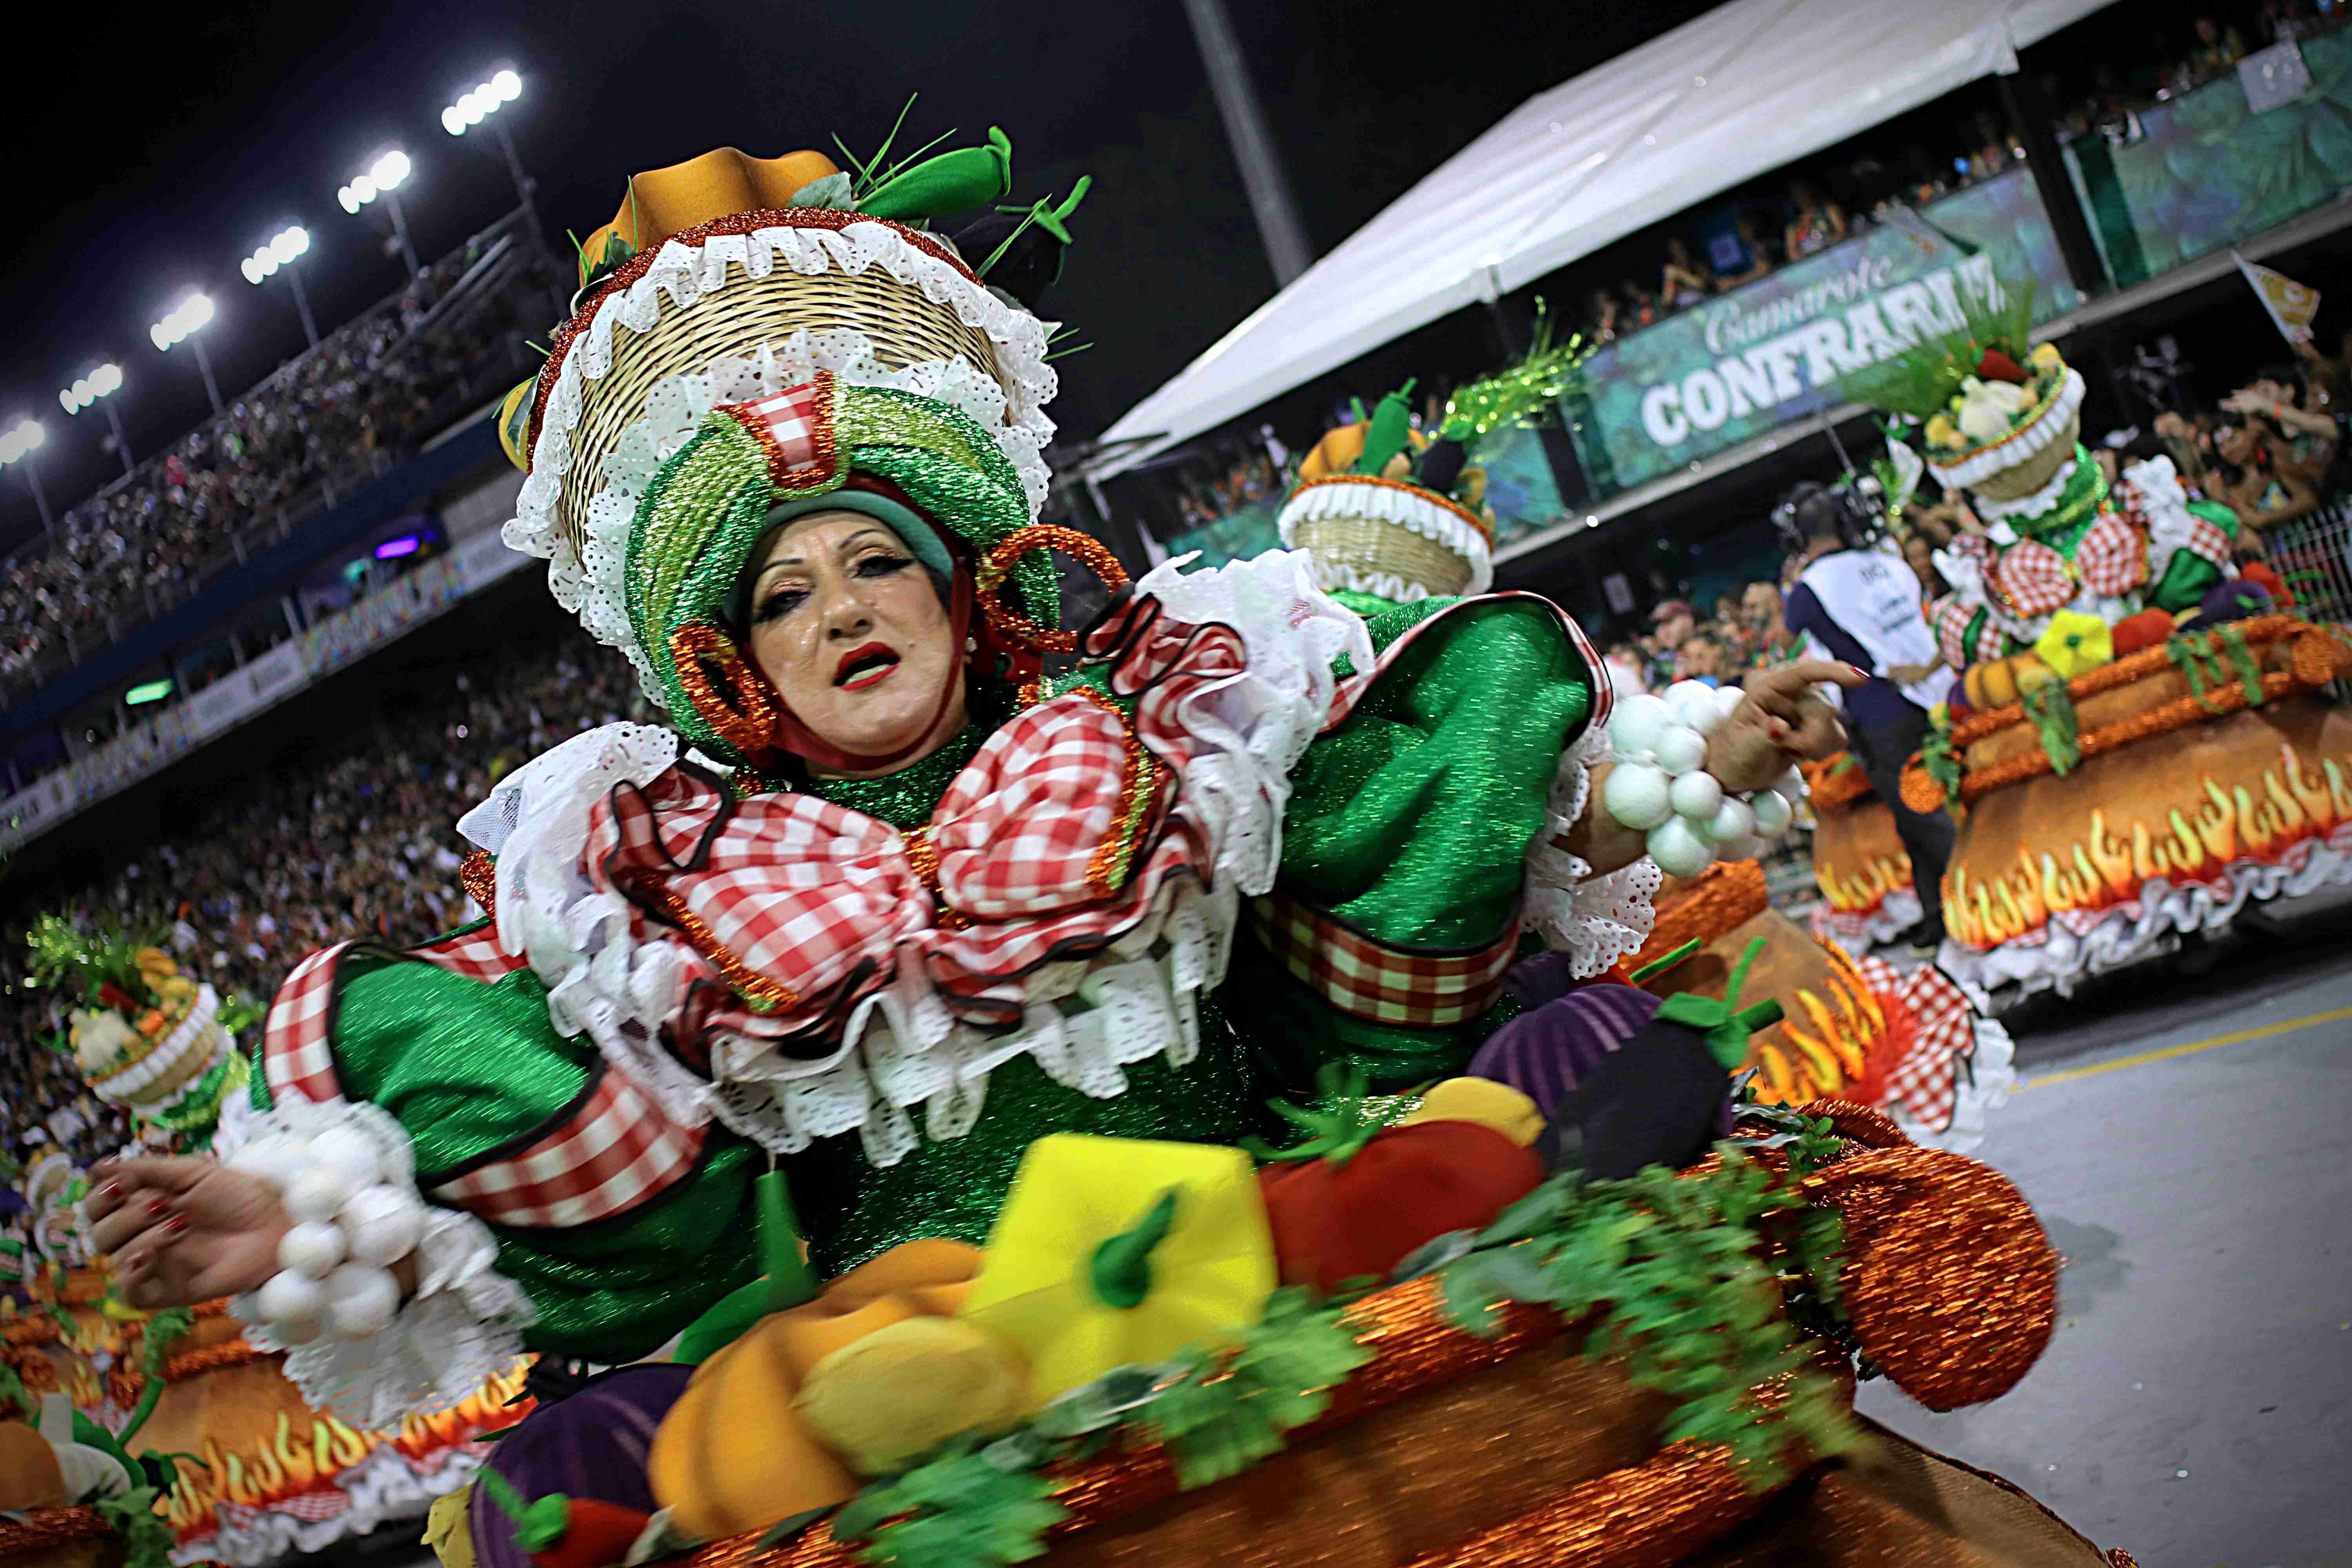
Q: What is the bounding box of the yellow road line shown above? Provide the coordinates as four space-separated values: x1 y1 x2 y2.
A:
2021 1003 2352 1091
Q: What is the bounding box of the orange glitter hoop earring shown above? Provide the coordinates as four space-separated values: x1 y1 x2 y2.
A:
974 524 1130 655
668 622 788 763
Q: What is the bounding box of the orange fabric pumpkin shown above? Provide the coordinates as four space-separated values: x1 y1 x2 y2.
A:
1962 651 2054 710
0 1421 65 1512
647 1239 982 1538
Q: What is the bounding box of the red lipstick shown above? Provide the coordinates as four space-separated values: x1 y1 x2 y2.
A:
834 641 900 690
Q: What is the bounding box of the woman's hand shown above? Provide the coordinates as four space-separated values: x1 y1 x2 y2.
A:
1707 661 1866 791
86 1157 290 1310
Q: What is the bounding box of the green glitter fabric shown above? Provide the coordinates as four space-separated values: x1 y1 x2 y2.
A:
1281 597 1590 947
259 956 761 1363
799 721 987 829
628 381 1052 767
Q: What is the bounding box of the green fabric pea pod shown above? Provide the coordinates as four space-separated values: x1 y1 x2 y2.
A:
860 128 1014 221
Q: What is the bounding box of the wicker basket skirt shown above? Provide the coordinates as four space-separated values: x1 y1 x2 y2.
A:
1961 410 2082 504
554 266 1007 555
1290 512 1475 600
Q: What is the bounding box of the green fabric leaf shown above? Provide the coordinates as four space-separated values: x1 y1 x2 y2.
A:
2020 679 2081 776
860 129 1015 222
94 1488 176 1568
790 173 856 212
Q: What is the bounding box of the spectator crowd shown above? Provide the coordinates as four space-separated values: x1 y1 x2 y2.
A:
1 627 654 1175
0 232 558 690
1579 2 2349 349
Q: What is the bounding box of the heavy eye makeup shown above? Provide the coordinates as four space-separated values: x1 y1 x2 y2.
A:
753 546 915 624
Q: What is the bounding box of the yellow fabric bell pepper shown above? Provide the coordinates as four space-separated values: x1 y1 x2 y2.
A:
958 1136 1276 1408
2034 610 2113 680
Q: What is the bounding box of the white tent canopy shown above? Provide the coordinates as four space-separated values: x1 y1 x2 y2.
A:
1093 0 2114 477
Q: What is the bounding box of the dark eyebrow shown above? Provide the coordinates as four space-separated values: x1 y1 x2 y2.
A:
752 526 896 591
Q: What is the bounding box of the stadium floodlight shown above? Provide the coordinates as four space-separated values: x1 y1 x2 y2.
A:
244 225 320 346
149 294 224 414
338 151 419 279
0 419 44 466
0 417 53 534
59 363 134 475
441 66 538 236
59 363 123 414
443 69 521 135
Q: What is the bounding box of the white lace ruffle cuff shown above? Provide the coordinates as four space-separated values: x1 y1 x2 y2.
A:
1523 728 1662 977
221 1097 535 1432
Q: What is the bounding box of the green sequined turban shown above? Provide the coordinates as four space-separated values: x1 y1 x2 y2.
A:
626 377 1054 765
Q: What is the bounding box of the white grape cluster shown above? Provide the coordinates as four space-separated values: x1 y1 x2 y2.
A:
226 1123 426 1344
1601 682 1803 879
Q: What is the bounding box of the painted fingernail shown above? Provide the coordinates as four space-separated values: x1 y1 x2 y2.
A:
124 1252 151 1275
162 1216 190 1237
142 1196 167 1215
97 1180 122 1201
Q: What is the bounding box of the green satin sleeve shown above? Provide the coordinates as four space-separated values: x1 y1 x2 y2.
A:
1281 595 1595 948
254 951 762 1364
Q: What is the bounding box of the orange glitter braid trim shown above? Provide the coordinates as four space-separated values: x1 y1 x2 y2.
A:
976 524 1129 655
1065 687 1155 900
669 623 789 767
722 370 839 491
459 850 498 920
898 828 969 930
1800 754 1874 813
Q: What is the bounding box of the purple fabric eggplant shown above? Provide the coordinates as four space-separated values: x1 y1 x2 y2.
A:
1470 982 1661 1120
468 1364 692 1568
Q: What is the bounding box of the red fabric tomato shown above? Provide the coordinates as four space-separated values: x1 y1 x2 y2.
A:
2109 608 2176 657
1258 1120 1544 1295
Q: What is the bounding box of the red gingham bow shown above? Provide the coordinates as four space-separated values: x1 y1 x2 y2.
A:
1851 955 1979 1132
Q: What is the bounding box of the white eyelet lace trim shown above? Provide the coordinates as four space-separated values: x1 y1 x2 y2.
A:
505 221 1058 696
1522 727 1662 976
220 1097 535 1433
1277 478 1494 595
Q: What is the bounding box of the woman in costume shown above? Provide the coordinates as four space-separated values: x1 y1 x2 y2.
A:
78 137 1853 1421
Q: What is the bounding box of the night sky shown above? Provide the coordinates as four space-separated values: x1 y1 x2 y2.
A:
1 0 1720 545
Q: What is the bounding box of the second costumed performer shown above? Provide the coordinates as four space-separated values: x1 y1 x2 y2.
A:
60 136 2125 1566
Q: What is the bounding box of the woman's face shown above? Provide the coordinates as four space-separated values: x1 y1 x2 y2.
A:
1903 535 1935 579
744 510 965 771
2214 423 2257 466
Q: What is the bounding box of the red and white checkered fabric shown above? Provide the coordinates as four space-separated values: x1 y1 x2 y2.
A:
719 376 835 486
1929 594 2005 671
426 1065 705 1228
596 682 1197 1041
2183 509 2233 567
262 931 700 1228
1247 893 1521 1028
1851 955 1978 1132
263 942 356 1105
1989 539 2076 618
410 921 528 984
2073 512 2149 598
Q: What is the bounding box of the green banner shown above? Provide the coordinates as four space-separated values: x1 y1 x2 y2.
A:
1568 167 2078 494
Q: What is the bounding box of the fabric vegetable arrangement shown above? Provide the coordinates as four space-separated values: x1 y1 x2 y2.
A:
1544 939 1778 1180
958 1135 1277 1407
1249 1065 1544 1296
